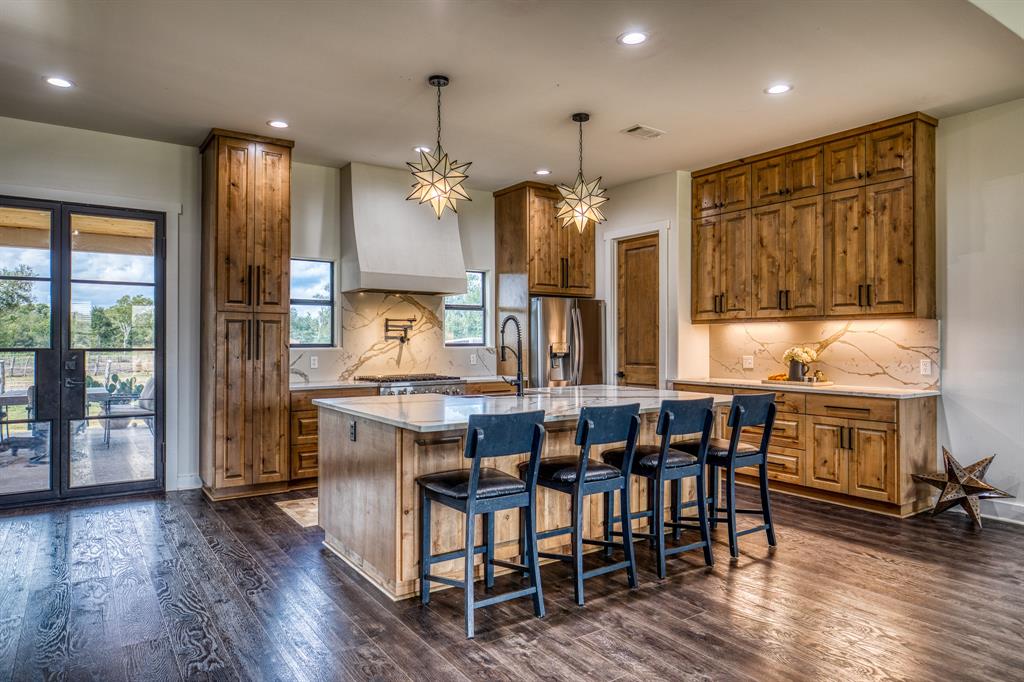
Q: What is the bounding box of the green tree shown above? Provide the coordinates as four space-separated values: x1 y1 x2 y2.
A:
0 266 50 349
89 294 155 348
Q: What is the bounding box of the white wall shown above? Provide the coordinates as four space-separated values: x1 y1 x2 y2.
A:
0 115 202 490
937 96 1024 521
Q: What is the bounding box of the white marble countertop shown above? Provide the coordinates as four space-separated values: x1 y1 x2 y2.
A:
289 375 514 391
313 384 732 433
669 377 940 399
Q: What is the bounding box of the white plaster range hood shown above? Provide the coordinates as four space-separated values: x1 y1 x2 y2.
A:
340 161 467 295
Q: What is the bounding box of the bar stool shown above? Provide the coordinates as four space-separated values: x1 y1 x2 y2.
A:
601 398 716 578
518 403 641 606
417 411 547 639
673 393 778 558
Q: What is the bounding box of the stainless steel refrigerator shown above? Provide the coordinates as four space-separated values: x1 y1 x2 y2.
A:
529 297 604 387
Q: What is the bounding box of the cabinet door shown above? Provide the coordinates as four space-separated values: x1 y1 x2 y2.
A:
750 203 786 318
864 179 915 315
786 146 824 199
783 195 824 316
290 443 319 480
214 313 253 488
866 123 913 184
251 314 290 484
824 135 866 192
528 188 564 294
807 416 847 493
691 216 722 321
253 143 291 313
824 188 868 316
720 210 751 318
692 173 721 218
751 155 787 207
847 420 897 502
720 166 751 213
215 138 255 312
563 219 595 297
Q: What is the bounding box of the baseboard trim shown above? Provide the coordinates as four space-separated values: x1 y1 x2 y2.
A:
173 474 203 491
978 498 1024 526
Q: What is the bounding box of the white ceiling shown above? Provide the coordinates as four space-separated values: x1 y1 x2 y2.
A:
1 0 1022 190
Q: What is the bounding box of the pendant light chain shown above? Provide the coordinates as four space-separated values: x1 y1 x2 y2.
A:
436 85 443 151
578 120 584 175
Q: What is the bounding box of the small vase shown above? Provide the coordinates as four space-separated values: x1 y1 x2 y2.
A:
787 359 807 382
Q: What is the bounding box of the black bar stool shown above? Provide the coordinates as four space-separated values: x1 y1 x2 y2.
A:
601 398 716 578
673 393 778 558
518 403 641 606
417 411 546 639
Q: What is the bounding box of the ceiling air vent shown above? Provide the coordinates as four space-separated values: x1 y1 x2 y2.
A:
620 123 666 140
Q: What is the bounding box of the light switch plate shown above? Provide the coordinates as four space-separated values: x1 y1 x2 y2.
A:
742 355 755 369
310 355 319 370
919 358 931 376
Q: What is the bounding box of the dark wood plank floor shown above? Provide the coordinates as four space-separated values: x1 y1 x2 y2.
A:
1 486 1023 681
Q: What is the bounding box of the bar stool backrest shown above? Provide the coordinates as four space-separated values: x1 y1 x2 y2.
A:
726 393 777 457
464 411 547 500
574 403 641 484
656 398 715 469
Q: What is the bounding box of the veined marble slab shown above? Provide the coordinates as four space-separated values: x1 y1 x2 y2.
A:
670 377 940 399
313 385 732 433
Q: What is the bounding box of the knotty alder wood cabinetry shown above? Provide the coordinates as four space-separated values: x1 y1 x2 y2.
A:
691 113 936 323
200 129 296 500
288 386 380 480
671 383 936 517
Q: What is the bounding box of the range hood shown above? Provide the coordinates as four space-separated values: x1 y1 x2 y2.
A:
340 162 467 295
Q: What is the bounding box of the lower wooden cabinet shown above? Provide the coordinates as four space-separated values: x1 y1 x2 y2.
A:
464 380 518 395
288 386 379 480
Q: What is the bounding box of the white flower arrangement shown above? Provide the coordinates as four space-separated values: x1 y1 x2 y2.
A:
783 346 818 365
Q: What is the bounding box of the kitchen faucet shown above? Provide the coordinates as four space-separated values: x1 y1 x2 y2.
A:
499 315 525 397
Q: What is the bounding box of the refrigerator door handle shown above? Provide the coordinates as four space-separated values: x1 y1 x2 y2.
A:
574 306 584 386
568 304 578 385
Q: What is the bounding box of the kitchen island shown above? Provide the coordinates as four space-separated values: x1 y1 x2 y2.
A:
315 385 730 600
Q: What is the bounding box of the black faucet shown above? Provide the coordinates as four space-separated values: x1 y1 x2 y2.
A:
499 314 524 397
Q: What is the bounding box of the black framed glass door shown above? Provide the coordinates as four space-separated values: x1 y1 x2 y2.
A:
0 196 165 507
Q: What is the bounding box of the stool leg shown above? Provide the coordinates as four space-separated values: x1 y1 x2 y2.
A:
571 492 585 606
726 467 738 559
602 491 613 559
759 462 777 547
707 465 719 530
645 483 656 548
518 506 530 578
620 482 638 588
695 473 714 567
484 512 495 589
464 510 476 638
670 479 681 541
653 478 667 579
525 502 545 618
420 489 432 605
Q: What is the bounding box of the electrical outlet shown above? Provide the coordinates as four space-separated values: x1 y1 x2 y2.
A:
470 354 478 365
919 358 931 376
310 355 319 370
742 355 754 369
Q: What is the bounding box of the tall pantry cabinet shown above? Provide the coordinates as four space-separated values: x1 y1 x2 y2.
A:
199 129 294 500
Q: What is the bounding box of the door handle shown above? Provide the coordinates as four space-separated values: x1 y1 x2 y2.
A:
247 319 252 361
839 425 847 450
846 427 855 452
865 284 872 307
255 320 262 361
256 266 262 306
247 265 253 306
784 290 791 310
64 378 85 388
857 284 864 307
777 290 784 310
616 371 626 378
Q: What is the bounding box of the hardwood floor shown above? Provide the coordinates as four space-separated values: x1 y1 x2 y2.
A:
1 486 1022 681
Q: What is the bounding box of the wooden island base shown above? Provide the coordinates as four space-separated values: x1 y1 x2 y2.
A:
318 409 695 600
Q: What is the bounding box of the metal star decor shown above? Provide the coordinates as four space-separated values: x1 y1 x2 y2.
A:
556 113 608 233
912 448 1011 528
407 75 471 219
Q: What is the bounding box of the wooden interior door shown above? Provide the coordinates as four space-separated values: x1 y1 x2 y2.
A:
807 416 847 493
527 188 564 293
824 135 866 192
692 216 721 321
865 123 913 184
253 143 291 313
215 138 255 312
251 314 289 484
786 146 824 199
720 166 751 213
720 210 751 318
864 179 915 315
691 173 721 218
783 195 824 316
214 312 253 488
616 233 659 387
751 203 786 318
563 220 595 297
751 155 787 206
824 188 867 316
847 420 897 502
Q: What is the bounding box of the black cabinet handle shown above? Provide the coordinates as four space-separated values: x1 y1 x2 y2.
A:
784 289 791 310
246 319 252 361
255 320 261 361
256 266 262 306
856 171 863 179
247 265 253 306
865 169 873 178
857 284 864 307
777 290 784 310
865 284 873 307
847 427 855 452
839 426 847 450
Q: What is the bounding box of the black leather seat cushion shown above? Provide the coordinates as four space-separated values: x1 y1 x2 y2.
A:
601 444 698 473
417 468 526 499
672 437 759 460
520 457 622 485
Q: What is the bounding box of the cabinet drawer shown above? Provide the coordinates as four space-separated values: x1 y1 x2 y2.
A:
290 387 378 412
671 383 734 396
464 381 517 396
733 388 805 413
806 394 896 422
732 414 805 451
290 443 319 480
290 409 318 445
739 448 802 485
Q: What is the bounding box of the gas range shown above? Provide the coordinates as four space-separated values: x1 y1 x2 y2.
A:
354 373 466 396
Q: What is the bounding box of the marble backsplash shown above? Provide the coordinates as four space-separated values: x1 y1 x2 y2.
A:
288 292 496 384
709 319 940 390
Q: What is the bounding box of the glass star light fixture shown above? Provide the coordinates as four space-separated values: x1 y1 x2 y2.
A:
556 112 608 233
407 75 471 219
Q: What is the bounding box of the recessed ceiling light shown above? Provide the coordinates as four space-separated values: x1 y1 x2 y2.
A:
617 31 648 45
413 145 432 154
535 169 551 176
764 83 792 95
45 76 74 88
267 120 289 128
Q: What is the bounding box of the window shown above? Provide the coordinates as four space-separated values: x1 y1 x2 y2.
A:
290 259 334 347
444 271 486 346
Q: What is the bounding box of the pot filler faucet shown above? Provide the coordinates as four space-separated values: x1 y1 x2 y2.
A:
499 315 525 397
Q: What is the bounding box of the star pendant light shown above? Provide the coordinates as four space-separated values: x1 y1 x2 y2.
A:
556 112 608 233
407 75 472 219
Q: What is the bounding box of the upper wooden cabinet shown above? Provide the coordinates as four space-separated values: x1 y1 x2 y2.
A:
691 166 751 218
495 181 595 298
691 210 751 321
691 113 935 322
